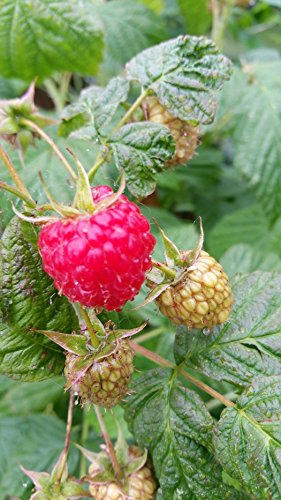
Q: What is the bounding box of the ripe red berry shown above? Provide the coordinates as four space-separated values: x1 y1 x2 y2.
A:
38 186 156 311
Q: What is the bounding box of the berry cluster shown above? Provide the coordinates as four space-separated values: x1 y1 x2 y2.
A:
38 186 156 311
65 341 134 408
89 446 157 499
154 251 233 329
145 96 199 166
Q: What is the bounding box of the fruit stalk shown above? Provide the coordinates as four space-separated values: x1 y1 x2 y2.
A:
56 389 75 482
0 144 35 204
94 405 121 479
20 118 77 180
76 305 100 348
129 341 235 408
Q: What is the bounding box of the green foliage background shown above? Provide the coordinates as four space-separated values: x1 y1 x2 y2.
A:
0 0 281 499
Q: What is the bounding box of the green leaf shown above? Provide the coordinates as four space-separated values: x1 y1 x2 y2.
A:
92 0 167 81
0 217 79 381
126 35 232 125
0 76 26 98
0 0 103 81
110 122 175 197
216 62 281 223
59 77 129 138
214 376 281 499
207 204 272 259
0 414 78 497
180 271 281 387
0 376 63 415
220 244 281 278
138 0 164 13
124 367 239 499
178 0 212 35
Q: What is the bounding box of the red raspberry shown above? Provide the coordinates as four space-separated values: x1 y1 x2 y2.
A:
38 186 156 311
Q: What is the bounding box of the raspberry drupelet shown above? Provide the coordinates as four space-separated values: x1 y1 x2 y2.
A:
38 186 156 311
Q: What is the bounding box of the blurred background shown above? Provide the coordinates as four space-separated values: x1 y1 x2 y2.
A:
0 0 280 498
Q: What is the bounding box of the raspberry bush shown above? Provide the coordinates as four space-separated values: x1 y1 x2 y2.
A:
0 1 281 499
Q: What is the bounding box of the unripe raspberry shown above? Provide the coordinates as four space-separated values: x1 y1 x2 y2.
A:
38 185 156 311
65 341 134 408
89 446 157 499
144 96 199 166
153 251 233 329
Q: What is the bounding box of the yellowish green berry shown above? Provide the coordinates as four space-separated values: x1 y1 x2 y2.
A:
154 251 233 329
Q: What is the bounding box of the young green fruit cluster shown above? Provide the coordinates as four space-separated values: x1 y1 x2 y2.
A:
89 446 157 499
65 341 134 408
144 96 199 166
151 251 233 329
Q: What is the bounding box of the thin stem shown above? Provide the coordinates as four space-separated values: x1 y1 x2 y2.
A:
206 390 238 410
152 259 177 279
129 341 235 408
211 0 235 47
57 390 74 482
88 152 107 182
114 90 148 131
76 305 100 348
0 145 35 202
20 118 77 181
94 405 121 479
133 327 166 344
88 89 148 182
80 404 90 477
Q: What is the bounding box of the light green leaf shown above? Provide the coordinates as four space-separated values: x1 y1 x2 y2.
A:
138 0 164 13
126 35 232 124
0 376 63 415
110 122 175 197
214 376 281 499
0 414 78 497
0 0 103 81
59 77 129 138
216 62 281 223
220 244 281 278
0 217 79 381
178 0 211 35
207 204 273 259
181 271 281 387
124 368 240 499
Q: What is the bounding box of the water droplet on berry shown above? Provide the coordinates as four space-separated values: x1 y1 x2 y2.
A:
203 328 211 335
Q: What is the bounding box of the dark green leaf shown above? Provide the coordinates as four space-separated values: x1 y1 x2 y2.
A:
92 0 167 81
0 414 78 497
181 272 281 387
110 122 175 197
124 367 239 499
214 376 281 499
216 62 281 223
0 76 26 98
0 217 79 381
126 35 232 124
59 77 129 138
0 0 104 81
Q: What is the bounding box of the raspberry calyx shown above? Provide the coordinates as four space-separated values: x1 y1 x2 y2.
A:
80 430 158 499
